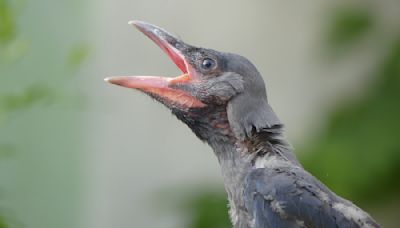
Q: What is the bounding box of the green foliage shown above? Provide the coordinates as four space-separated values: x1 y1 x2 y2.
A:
0 38 29 64
182 190 231 228
0 85 56 129
301 36 400 204
67 42 91 70
0 214 14 228
0 0 88 227
0 144 15 158
0 85 54 114
0 0 28 64
301 3 400 206
325 7 373 54
0 0 15 44
0 212 21 228
0 217 7 228
0 1 21 227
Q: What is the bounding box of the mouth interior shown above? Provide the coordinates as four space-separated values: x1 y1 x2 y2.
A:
162 44 188 75
146 34 192 79
105 21 206 109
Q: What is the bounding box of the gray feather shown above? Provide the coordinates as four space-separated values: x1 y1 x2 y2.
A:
244 167 379 228
228 96 280 140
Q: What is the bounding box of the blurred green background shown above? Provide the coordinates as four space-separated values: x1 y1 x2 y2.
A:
0 0 399 227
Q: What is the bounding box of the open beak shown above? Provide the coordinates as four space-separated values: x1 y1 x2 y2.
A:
105 21 205 109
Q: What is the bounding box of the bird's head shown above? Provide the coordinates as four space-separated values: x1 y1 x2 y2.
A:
106 21 280 142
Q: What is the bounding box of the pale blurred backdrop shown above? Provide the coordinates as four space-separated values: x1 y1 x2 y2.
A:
0 0 399 228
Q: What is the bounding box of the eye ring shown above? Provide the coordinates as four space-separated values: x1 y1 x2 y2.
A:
200 58 216 70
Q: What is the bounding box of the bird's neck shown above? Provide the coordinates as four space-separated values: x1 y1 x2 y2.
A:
209 123 300 191
174 105 299 166
190 107 298 165
174 105 301 224
205 119 300 226
175 105 300 202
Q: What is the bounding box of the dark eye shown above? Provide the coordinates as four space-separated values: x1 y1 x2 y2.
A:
201 58 216 70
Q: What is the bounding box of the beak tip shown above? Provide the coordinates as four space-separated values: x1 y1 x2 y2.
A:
128 20 136 26
128 20 147 30
104 77 114 84
128 20 159 35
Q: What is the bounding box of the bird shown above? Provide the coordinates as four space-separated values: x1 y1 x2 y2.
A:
105 21 380 228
